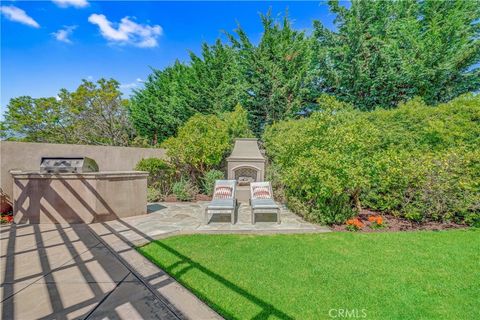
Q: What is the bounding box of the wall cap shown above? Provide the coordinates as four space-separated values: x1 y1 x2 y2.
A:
10 170 149 179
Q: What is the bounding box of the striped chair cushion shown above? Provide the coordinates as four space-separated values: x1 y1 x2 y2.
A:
214 186 233 199
253 186 270 199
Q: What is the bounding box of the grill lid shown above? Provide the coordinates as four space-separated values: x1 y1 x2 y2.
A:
40 157 99 174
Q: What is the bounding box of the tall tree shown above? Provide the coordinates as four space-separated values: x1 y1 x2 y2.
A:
129 62 194 145
229 12 315 134
2 78 133 146
2 96 74 143
188 40 247 114
60 78 133 146
130 42 247 146
313 0 480 110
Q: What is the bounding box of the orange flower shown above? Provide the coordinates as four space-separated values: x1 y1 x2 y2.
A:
354 220 364 228
368 216 376 222
375 216 383 225
346 217 364 229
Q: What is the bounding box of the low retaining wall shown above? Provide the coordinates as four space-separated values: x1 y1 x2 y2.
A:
11 171 148 223
0 141 166 210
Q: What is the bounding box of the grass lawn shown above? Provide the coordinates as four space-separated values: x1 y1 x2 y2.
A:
137 230 479 319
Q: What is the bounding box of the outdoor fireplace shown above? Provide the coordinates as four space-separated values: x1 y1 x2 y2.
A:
227 138 266 201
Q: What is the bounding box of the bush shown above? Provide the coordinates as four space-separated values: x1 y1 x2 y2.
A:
135 157 175 196
263 94 480 225
201 169 225 195
147 186 162 202
222 104 254 142
162 114 230 180
172 178 198 201
162 107 253 184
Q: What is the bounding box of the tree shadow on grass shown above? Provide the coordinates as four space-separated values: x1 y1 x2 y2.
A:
138 236 295 320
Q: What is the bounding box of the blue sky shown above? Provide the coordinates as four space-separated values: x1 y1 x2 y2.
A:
1 1 339 112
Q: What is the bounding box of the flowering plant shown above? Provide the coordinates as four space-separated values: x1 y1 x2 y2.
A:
346 217 364 231
0 211 13 224
368 215 385 229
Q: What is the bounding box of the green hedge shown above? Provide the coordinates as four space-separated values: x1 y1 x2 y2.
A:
263 94 480 225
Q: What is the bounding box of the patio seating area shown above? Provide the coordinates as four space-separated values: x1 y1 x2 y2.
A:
115 201 328 246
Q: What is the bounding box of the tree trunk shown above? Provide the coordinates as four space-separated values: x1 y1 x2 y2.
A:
352 188 362 213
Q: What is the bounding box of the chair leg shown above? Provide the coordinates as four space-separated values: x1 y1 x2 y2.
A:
205 207 209 224
233 201 238 224
252 209 255 224
277 208 281 224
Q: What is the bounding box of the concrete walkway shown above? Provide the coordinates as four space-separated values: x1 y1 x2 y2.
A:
1 202 329 319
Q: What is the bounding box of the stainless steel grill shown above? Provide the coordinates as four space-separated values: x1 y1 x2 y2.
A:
40 157 99 174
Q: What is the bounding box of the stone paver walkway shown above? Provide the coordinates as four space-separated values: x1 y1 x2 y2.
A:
1 202 329 319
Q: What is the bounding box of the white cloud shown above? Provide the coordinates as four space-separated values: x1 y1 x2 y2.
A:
0 5 40 28
52 25 77 43
120 82 138 90
88 14 163 48
52 0 89 8
120 78 144 90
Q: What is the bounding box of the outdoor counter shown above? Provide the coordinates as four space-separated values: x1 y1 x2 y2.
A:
10 170 148 224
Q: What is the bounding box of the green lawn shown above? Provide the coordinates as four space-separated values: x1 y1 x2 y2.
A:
137 230 479 320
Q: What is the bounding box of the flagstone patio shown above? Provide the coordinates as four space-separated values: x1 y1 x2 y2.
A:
104 201 329 246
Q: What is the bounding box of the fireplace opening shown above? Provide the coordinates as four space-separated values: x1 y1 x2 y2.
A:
234 167 259 186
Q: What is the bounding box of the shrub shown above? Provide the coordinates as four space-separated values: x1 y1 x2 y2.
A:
264 94 480 225
222 104 254 142
147 186 162 202
201 169 224 196
135 157 175 196
162 107 253 184
172 178 198 201
162 114 230 180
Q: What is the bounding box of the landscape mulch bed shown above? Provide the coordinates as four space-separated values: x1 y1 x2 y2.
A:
154 198 468 232
332 209 468 232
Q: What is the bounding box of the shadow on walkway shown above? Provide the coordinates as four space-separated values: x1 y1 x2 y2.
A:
1 178 183 319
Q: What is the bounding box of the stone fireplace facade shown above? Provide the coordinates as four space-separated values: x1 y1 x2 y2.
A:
227 138 266 201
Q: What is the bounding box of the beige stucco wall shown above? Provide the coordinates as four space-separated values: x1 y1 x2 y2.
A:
0 141 166 206
12 171 148 223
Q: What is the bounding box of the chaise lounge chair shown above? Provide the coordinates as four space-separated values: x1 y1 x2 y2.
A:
250 181 280 224
205 180 237 224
